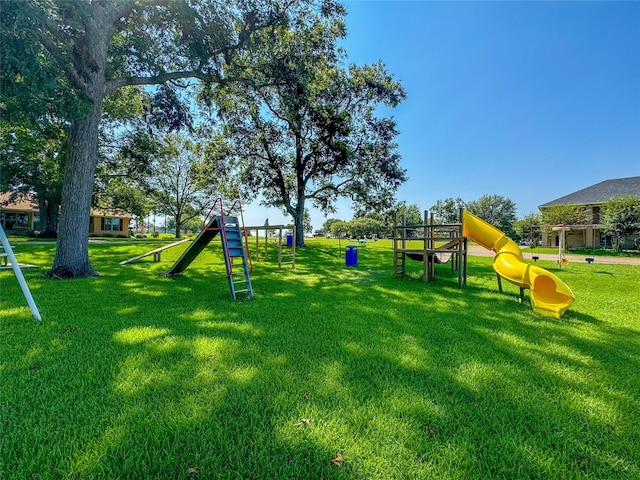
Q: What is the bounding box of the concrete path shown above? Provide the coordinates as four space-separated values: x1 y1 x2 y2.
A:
466 245 640 266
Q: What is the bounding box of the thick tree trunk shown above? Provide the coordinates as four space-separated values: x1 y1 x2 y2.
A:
49 2 114 278
36 196 49 234
175 215 182 239
51 97 103 277
37 194 59 237
294 212 305 247
45 201 59 235
294 197 305 247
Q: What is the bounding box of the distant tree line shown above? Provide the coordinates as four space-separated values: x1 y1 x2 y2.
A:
314 194 640 250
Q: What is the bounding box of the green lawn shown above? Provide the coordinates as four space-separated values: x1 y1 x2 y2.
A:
1 239 639 479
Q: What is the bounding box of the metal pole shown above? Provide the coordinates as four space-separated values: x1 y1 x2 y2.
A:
0 224 41 321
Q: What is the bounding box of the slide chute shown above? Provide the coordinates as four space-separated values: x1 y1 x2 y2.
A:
463 211 574 318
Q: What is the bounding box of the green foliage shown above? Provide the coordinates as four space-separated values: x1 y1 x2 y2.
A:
166 216 204 236
302 209 313 234
148 133 225 238
4 0 303 276
0 0 89 124
430 197 466 223
540 204 592 227
467 194 517 238
207 5 406 246
600 195 640 251
387 202 422 227
1 240 639 479
347 217 385 238
514 213 543 246
330 220 349 237
322 217 344 233
0 119 66 234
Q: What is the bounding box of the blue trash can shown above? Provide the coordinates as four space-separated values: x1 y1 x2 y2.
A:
286 234 293 247
345 245 358 266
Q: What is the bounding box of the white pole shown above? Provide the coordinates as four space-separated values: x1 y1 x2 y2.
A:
0 224 41 321
558 227 565 269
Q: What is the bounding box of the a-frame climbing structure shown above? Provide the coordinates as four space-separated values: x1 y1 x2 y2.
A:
165 199 253 300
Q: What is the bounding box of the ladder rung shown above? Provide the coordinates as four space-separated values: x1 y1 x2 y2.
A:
234 289 249 293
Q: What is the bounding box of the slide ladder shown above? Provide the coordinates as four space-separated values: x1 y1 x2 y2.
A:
165 199 253 300
219 215 253 300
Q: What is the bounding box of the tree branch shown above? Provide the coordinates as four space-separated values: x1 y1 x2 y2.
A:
35 29 86 91
306 178 352 199
106 70 218 95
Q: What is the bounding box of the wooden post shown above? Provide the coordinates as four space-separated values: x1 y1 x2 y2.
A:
458 207 464 287
291 224 296 268
428 211 435 281
277 226 283 268
393 213 398 276
255 227 259 261
463 237 468 286
423 210 429 282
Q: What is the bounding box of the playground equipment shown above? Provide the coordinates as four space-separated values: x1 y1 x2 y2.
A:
393 209 575 318
463 211 574 318
393 210 468 287
165 199 253 300
120 239 190 265
243 224 296 269
0 224 41 321
552 225 569 268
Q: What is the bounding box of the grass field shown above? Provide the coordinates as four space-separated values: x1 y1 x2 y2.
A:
1 238 639 479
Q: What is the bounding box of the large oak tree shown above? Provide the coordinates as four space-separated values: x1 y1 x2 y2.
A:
3 0 300 277
206 4 406 246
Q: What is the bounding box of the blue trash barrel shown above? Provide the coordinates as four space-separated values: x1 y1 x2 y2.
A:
345 245 358 266
286 234 293 247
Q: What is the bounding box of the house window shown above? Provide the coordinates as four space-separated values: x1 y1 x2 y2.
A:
3 213 30 229
102 217 121 231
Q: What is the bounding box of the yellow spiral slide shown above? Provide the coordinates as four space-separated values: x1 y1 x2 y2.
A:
462 211 574 318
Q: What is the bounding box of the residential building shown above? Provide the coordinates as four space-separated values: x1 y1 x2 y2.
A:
538 176 640 249
0 192 133 237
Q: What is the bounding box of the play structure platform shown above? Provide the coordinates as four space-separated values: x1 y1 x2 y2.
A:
165 200 253 300
393 211 468 287
393 209 575 318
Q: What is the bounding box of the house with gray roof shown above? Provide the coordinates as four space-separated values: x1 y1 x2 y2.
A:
538 176 640 249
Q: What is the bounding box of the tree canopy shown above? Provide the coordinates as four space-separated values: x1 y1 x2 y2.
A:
430 197 466 224
150 133 233 238
600 195 640 251
514 213 543 247
540 204 592 227
207 4 406 246
466 194 517 238
2 0 302 277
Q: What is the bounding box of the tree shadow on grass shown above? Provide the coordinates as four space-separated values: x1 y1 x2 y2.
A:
2 241 639 478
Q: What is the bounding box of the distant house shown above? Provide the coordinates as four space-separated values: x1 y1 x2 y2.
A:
0 192 39 232
538 176 640 249
0 192 133 237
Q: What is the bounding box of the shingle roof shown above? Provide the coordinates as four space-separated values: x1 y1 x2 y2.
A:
0 192 39 212
0 191 132 218
538 176 640 208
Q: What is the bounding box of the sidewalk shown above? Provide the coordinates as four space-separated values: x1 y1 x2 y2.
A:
466 245 640 266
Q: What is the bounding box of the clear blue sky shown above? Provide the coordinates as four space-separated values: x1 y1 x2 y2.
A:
243 0 640 230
